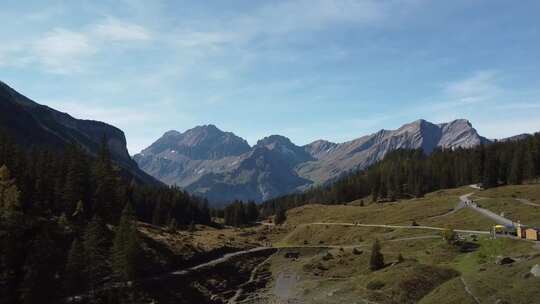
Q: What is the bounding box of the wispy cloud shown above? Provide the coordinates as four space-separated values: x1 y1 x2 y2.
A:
443 70 501 104
91 17 152 42
33 28 97 74
1 17 152 74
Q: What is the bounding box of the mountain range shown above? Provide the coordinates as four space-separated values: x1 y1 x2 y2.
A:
1 80 525 206
134 119 490 205
0 80 157 184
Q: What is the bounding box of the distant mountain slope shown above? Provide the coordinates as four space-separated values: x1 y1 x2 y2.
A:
298 119 490 184
0 80 157 184
135 118 490 205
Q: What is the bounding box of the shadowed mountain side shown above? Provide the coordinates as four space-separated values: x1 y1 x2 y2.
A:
0 80 158 184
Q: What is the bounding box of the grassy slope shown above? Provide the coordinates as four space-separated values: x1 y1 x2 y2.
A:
269 184 540 304
285 187 472 227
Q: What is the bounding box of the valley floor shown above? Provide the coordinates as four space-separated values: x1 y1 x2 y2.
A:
140 184 540 303
239 184 540 304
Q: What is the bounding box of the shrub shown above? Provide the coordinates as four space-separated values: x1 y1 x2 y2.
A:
441 228 457 244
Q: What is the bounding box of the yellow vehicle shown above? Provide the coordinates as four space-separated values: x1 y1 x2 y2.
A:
494 225 505 233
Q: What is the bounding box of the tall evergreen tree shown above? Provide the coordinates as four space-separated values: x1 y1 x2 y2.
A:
18 227 59 304
64 238 87 294
111 203 141 282
369 239 385 271
274 207 286 225
93 138 117 222
0 165 22 224
509 148 524 184
246 201 259 223
483 148 499 188
83 216 110 292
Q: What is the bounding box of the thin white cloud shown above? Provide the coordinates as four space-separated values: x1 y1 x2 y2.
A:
33 28 97 74
91 18 152 42
2 17 152 74
443 70 500 103
167 0 417 54
173 31 241 48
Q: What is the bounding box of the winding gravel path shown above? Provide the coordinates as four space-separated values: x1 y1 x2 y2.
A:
461 193 516 226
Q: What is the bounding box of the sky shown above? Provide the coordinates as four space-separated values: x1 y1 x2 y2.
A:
1 0 540 154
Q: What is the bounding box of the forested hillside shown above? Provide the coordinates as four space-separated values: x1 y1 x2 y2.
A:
261 133 540 216
0 132 211 303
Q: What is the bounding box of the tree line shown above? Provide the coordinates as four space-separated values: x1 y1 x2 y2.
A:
220 200 259 227
0 133 211 303
261 134 540 216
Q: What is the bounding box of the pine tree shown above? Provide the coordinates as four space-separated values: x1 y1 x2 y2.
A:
93 137 117 222
168 218 178 232
63 148 88 217
246 201 259 223
274 208 286 225
0 165 22 224
482 149 498 188
19 227 59 304
64 238 87 294
523 147 535 182
84 216 110 291
152 201 162 226
111 203 141 282
369 239 384 271
509 148 524 184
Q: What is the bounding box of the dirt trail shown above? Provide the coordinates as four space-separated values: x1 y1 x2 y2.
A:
460 277 481 304
515 198 540 207
308 222 489 234
170 247 273 276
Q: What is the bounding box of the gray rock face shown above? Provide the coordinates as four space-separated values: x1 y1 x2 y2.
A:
298 119 489 184
135 118 490 205
0 80 156 184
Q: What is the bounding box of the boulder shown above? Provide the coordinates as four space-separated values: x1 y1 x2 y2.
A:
322 252 333 261
352 248 363 255
530 264 540 277
495 256 515 265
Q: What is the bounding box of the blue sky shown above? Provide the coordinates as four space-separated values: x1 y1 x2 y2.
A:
1 0 540 154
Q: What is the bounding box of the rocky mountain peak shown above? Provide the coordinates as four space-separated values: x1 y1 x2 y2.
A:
162 130 181 137
437 119 487 149
137 124 250 161
256 135 314 164
304 140 339 159
256 135 295 148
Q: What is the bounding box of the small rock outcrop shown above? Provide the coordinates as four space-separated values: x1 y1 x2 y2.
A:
495 256 515 265
530 264 540 277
